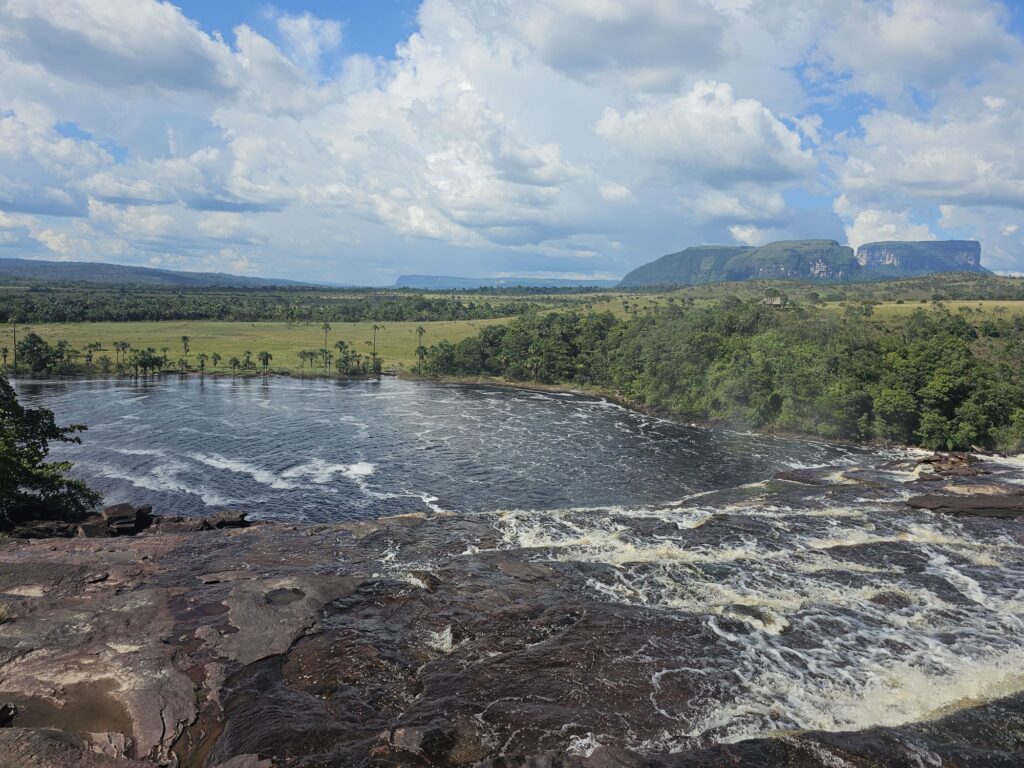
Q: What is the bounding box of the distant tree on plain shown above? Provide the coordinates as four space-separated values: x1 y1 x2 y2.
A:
321 323 331 372
258 351 272 373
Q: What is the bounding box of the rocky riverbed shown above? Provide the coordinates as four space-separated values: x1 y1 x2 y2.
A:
1 452 1024 767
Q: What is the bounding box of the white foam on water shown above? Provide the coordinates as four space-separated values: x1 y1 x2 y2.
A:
565 733 602 757
426 625 456 653
280 459 375 485
81 460 238 507
189 453 296 489
112 448 166 457
343 461 375 479
487 492 1024 747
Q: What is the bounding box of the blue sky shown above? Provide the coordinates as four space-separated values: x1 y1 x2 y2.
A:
175 1 419 59
0 0 1022 283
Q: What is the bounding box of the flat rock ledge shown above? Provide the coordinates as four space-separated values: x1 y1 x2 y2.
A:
1 453 1023 767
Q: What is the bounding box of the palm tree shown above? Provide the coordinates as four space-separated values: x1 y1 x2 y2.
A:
258 351 271 374
228 356 240 377
242 350 253 370
321 323 331 373
177 357 189 373
415 326 426 372
114 341 130 367
211 352 222 370
0 347 8 369
334 340 349 375
160 347 170 367
197 353 209 374
372 324 384 358
298 349 318 378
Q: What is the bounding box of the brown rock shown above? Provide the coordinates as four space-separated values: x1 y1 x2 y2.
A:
908 493 1024 518
211 756 274 768
0 728 149 768
76 516 111 539
208 510 249 529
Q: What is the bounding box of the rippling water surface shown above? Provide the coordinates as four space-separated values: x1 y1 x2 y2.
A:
15 375 1024 749
15 376 860 520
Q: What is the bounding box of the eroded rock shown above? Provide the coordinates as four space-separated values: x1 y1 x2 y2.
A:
1 452 1023 766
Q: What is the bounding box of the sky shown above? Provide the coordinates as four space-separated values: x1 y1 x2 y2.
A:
1 1 1023 284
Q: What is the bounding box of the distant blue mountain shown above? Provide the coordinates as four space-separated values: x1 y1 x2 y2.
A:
394 274 620 289
0 257 319 288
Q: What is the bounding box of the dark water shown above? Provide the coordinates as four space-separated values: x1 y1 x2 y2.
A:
15 376 861 521
13 376 1024 747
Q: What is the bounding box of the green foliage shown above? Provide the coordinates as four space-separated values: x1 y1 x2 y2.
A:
0 290 543 324
0 374 101 529
423 302 1024 451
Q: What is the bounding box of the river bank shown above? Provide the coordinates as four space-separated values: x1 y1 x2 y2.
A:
2 451 1023 766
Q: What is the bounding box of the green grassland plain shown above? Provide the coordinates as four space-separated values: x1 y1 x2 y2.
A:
0 318 508 372
3 273 1023 374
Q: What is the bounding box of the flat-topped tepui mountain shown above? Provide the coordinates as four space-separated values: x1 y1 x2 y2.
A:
0 257 320 288
619 239 988 287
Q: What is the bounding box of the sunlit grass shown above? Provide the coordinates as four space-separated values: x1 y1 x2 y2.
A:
0 318 509 372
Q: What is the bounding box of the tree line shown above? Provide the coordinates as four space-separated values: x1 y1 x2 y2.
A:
420 300 1024 452
1 328 384 379
0 291 539 324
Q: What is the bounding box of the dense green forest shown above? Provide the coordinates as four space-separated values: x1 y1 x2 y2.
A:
421 301 1024 452
0 289 542 324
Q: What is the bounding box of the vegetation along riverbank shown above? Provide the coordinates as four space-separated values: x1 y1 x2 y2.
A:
3 276 1024 452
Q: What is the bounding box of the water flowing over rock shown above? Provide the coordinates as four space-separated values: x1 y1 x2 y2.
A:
1 453 1023 766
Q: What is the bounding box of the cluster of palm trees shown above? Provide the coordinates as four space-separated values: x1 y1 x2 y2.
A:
5 324 400 379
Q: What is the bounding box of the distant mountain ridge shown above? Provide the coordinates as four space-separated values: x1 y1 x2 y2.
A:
619 239 988 287
394 275 620 289
0 257 317 288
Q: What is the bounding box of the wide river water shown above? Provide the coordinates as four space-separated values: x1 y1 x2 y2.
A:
15 376 862 520
14 375 1024 748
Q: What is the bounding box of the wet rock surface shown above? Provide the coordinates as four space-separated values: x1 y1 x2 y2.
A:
1 453 1023 767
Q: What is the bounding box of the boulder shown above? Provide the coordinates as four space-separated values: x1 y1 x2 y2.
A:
915 452 990 477
75 517 111 539
208 510 249 529
100 504 147 535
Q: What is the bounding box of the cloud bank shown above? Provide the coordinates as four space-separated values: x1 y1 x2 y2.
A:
0 0 1021 282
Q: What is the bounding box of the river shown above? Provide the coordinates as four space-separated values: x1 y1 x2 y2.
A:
15 376 861 521
12 375 1024 750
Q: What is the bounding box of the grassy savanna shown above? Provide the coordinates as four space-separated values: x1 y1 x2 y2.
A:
0 318 508 373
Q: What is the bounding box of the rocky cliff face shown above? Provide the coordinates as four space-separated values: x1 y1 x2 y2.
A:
619 240 858 287
855 240 986 276
620 239 987 288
